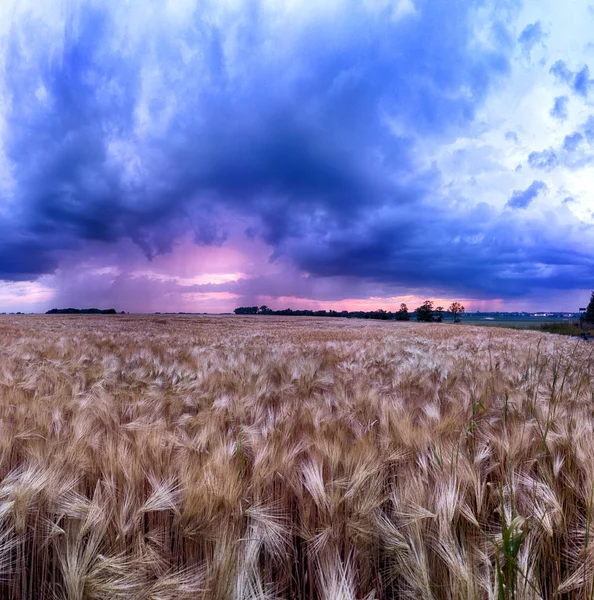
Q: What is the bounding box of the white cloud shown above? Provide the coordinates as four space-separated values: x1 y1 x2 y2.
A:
419 0 594 225
0 279 54 311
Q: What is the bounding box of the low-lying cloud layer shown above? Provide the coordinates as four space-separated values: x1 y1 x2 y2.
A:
0 0 593 312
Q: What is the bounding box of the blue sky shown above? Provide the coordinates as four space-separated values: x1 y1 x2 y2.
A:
0 0 593 312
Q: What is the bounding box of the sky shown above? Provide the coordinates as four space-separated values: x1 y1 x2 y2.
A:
0 0 593 313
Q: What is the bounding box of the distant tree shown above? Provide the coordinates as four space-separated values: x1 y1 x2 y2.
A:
395 303 410 321
258 305 272 315
415 300 446 323
234 306 258 315
582 292 594 325
45 308 117 315
448 302 465 323
415 300 435 322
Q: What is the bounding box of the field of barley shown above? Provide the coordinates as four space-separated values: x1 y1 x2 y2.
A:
0 315 593 599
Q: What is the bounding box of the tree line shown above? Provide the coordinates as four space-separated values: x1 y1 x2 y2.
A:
46 308 120 314
234 300 466 322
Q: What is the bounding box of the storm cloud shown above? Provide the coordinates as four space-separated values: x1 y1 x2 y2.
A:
0 0 593 311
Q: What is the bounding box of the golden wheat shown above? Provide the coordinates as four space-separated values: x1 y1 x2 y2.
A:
0 314 592 599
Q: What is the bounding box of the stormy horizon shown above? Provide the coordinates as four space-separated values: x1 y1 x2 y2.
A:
1 0 593 314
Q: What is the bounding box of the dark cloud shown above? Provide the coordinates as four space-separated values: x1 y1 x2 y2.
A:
187 200 594 300
1 0 511 285
528 149 559 171
0 233 61 281
276 204 593 300
550 96 568 120
1 1 593 309
507 180 547 209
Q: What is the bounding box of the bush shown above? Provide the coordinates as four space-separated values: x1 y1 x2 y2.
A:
537 322 581 335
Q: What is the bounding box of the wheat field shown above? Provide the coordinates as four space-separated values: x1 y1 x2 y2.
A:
0 315 593 599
